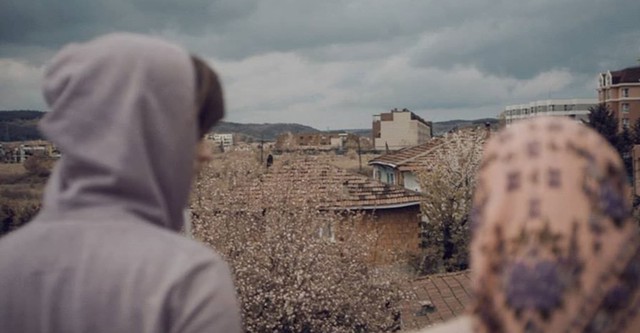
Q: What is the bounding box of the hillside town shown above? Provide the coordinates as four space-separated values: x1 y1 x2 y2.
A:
2 64 640 332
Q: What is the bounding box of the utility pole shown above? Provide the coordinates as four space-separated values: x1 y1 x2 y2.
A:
357 137 362 172
260 135 264 164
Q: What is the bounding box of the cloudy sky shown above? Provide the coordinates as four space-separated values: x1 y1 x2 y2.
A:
1 0 639 129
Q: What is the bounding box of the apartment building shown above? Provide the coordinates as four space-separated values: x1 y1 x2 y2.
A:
207 133 234 147
372 108 432 151
502 99 597 126
598 66 640 130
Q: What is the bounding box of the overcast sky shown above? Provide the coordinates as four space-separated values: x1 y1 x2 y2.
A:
1 0 639 129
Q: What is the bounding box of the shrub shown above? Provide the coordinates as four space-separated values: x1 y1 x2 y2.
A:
191 151 404 332
0 199 40 237
23 153 55 177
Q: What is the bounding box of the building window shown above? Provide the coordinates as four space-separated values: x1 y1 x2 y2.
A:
386 172 395 184
622 103 630 113
622 88 629 98
623 118 630 129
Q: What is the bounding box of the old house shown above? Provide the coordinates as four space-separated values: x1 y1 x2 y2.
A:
226 157 425 264
369 126 489 192
369 138 444 192
275 132 363 151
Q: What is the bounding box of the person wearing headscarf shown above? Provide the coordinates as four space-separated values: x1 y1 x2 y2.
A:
422 117 640 333
0 33 242 332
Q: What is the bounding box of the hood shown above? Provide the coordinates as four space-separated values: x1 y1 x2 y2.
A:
38 33 198 231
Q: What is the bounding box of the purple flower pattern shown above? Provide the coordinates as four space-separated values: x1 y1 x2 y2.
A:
599 180 628 226
504 261 565 313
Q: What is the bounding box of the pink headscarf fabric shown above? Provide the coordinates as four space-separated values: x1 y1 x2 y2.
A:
469 117 640 333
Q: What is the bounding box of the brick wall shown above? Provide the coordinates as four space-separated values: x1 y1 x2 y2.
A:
353 205 421 265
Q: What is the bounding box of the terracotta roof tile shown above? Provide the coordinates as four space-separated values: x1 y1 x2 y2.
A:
221 157 423 210
370 128 487 172
369 139 444 168
401 271 472 330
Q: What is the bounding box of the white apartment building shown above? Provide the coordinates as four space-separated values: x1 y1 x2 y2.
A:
372 108 432 151
502 99 598 126
207 133 234 147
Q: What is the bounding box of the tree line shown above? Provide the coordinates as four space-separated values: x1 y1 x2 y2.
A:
587 103 640 182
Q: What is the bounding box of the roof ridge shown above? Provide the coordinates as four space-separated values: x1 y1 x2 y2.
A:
395 140 444 166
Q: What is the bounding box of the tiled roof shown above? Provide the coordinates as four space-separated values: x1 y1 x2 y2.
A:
401 271 472 330
369 127 487 172
237 157 423 210
612 66 640 84
368 139 444 169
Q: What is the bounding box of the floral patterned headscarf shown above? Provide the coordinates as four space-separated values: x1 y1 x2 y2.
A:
469 117 640 333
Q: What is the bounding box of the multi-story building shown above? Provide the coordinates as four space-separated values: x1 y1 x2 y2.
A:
501 99 598 126
598 66 640 130
372 108 432 151
207 133 234 147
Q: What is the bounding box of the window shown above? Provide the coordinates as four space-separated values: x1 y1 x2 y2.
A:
386 172 395 184
622 103 630 113
622 88 629 98
318 222 335 242
623 118 630 129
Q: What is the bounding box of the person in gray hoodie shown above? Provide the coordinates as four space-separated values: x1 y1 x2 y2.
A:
0 33 242 333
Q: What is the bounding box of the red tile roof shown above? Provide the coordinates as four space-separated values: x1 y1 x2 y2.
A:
227 157 423 210
401 271 472 330
369 127 487 172
368 139 444 169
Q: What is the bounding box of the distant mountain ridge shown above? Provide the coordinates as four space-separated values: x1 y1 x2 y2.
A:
431 118 498 136
212 121 318 141
0 110 45 141
0 110 320 142
0 110 498 142
338 118 499 138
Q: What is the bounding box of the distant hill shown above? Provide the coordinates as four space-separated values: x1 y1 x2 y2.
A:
0 110 319 142
0 110 45 141
431 118 498 136
335 118 499 138
212 122 318 141
0 110 45 122
0 110 497 142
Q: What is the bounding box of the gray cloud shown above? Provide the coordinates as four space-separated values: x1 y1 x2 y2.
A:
0 0 257 57
409 0 640 78
1 0 639 129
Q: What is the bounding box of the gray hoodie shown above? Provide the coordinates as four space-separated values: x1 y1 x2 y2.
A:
0 34 242 333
